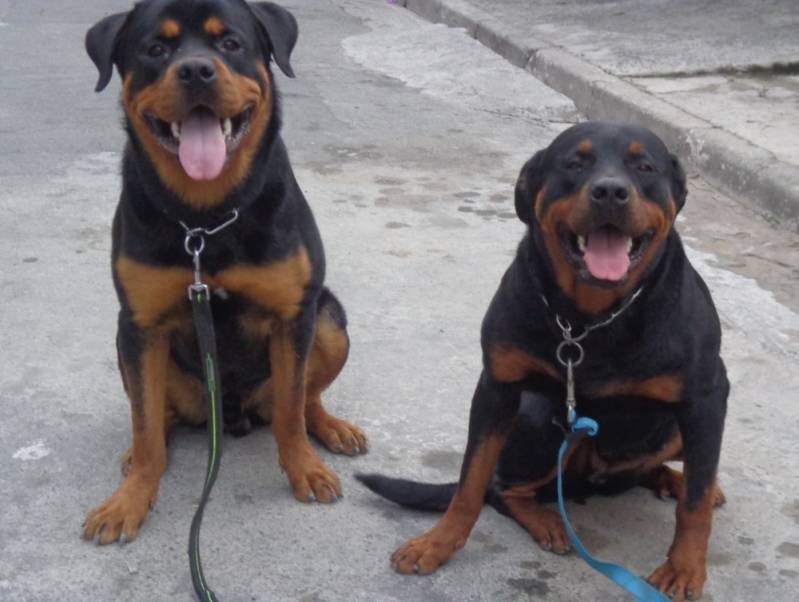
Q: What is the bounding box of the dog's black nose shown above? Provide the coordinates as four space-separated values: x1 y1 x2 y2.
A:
177 58 217 86
591 177 630 206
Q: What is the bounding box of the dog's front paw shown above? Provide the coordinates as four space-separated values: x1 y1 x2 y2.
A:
649 556 707 601
82 476 158 545
524 506 572 554
281 448 342 503
309 414 368 456
390 530 465 575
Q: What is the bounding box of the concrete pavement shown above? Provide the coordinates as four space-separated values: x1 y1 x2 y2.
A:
402 0 799 227
1 0 799 600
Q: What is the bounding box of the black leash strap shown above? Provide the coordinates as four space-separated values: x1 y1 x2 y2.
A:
188 282 223 602
178 210 240 602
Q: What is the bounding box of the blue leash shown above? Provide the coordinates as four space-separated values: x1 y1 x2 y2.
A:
556 416 669 602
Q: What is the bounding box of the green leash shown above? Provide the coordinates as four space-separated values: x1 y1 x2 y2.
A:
180 210 240 602
188 282 223 602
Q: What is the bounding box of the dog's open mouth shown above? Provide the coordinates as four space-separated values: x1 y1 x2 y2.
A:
560 224 654 284
146 104 254 181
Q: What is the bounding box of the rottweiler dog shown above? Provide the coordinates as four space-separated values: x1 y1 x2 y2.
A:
359 122 728 601
82 0 367 546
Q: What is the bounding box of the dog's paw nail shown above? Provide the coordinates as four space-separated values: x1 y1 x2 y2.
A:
413 564 420 574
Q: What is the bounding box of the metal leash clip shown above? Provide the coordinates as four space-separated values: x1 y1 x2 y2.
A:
179 209 240 301
554 316 585 426
545 287 643 426
184 231 209 301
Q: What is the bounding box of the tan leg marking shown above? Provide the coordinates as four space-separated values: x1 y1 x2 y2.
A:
304 311 366 455
643 465 726 508
119 360 204 475
391 435 505 575
648 479 719 601
503 495 572 555
270 320 341 504
84 336 169 545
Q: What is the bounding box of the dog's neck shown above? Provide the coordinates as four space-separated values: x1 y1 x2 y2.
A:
121 102 286 228
525 227 682 327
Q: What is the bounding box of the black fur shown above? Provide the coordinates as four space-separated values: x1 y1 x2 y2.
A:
87 0 344 430
360 123 728 580
356 474 457 513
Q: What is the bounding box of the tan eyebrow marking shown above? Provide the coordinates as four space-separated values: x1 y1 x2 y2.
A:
628 141 645 155
204 16 226 36
577 140 592 154
160 19 181 39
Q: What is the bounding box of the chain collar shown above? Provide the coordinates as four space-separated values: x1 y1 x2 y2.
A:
541 287 643 424
179 209 240 300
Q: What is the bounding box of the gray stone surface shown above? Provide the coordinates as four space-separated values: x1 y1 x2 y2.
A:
634 73 799 168
402 0 799 226
1 1 799 601
413 0 799 77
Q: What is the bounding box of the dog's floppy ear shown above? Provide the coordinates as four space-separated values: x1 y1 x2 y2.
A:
514 150 546 225
249 2 298 78
669 154 687 214
86 11 130 92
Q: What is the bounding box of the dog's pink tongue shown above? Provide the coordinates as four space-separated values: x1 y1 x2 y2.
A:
583 228 631 281
178 111 226 181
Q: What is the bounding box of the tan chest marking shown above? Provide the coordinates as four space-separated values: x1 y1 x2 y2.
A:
487 345 560 383
116 247 312 328
592 374 683 403
116 258 193 329
214 248 312 320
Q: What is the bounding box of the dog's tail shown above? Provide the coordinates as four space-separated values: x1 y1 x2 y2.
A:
356 473 507 514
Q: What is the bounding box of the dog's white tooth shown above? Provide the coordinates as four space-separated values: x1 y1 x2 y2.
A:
170 122 180 140
577 235 587 252
626 237 633 253
223 118 233 138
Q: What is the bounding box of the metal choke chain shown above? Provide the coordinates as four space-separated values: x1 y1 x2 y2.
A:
179 209 240 299
548 287 643 425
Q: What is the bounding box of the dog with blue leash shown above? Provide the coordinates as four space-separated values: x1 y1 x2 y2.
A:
359 122 728 602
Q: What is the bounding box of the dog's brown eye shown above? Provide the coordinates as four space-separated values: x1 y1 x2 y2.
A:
566 159 583 171
638 162 655 173
147 43 166 58
221 37 241 52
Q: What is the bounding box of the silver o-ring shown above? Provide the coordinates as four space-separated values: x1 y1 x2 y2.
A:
556 340 584 367
184 234 205 257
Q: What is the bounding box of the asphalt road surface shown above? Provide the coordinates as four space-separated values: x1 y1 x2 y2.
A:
1 1 798 600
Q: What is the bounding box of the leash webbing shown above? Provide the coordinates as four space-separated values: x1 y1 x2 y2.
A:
556 417 669 602
188 284 223 602
178 209 239 602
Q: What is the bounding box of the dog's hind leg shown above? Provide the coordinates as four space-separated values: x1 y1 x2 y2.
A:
120 359 202 475
303 289 367 456
641 465 726 507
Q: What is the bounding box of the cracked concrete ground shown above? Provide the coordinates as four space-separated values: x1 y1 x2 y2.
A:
1 1 798 600
402 0 799 224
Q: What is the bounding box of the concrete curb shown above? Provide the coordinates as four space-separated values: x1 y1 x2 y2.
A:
401 0 799 228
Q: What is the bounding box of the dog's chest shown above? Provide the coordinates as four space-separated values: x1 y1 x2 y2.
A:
115 249 312 329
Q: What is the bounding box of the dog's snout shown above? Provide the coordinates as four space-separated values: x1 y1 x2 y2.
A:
591 177 630 207
177 58 217 86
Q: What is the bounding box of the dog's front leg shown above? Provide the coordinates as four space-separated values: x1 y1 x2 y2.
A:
390 371 520 574
84 317 169 544
270 307 341 503
649 372 728 602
